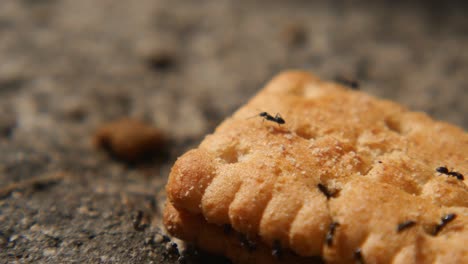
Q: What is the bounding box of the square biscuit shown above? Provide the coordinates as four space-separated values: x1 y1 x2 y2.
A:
164 71 468 263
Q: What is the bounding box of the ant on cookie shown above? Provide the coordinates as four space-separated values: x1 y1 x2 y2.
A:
436 166 464 181
248 111 285 127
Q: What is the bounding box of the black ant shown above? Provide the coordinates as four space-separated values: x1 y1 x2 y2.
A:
271 240 283 260
335 75 360 90
250 112 285 126
238 233 256 252
432 213 456 235
326 222 340 246
132 210 149 231
168 242 179 255
436 166 464 180
317 183 336 199
397 220 416 232
354 248 365 264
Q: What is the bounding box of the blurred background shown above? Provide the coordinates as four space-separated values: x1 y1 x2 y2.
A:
0 0 467 263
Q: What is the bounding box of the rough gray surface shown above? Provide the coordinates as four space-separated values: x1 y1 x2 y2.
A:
0 0 467 263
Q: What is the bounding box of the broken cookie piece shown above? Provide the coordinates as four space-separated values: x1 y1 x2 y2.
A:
164 71 468 263
93 118 166 163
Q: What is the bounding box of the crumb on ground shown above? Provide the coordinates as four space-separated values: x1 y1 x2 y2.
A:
93 118 166 162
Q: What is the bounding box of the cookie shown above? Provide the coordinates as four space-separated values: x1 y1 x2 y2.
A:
164 71 468 263
164 202 323 264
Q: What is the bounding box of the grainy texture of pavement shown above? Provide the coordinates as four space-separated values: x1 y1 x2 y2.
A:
0 0 467 263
